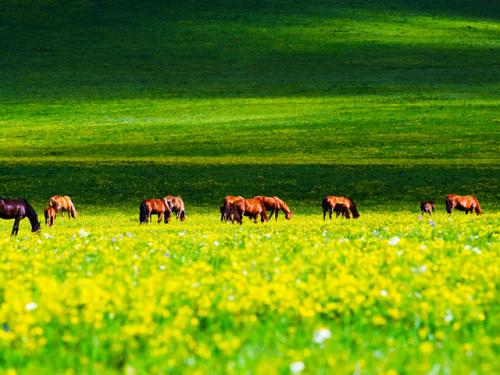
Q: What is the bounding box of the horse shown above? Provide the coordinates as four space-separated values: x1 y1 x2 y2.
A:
48 195 78 219
253 196 293 221
420 200 435 215
221 196 245 223
44 206 57 227
231 198 268 224
446 194 482 215
322 196 360 220
139 198 173 224
164 195 186 221
0 198 41 236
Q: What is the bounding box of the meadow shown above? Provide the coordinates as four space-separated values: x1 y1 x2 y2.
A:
0 0 499 373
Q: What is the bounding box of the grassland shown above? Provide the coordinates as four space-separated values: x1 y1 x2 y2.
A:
0 0 499 373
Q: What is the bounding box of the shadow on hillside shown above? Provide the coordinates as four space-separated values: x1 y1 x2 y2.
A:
0 162 497 211
1 0 498 100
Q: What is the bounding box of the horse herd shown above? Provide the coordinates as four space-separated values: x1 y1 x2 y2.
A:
0 194 483 236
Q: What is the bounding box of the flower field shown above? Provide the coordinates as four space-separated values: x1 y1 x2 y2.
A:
1 212 498 374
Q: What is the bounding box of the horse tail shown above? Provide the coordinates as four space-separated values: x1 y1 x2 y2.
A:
347 198 360 218
445 196 452 214
139 201 148 223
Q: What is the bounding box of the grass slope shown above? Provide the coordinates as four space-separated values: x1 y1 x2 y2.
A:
0 0 499 214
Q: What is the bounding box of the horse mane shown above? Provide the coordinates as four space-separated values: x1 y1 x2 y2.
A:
22 199 39 228
276 197 291 214
346 197 360 218
139 200 148 223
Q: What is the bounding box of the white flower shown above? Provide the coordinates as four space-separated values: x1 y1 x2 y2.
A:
78 229 90 237
43 233 53 239
313 328 332 344
213 241 220 246
472 247 481 254
380 290 388 297
444 310 454 322
25 302 37 311
290 361 305 374
388 236 400 246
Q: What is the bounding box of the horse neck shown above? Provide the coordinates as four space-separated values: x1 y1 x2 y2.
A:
279 200 290 214
25 203 39 228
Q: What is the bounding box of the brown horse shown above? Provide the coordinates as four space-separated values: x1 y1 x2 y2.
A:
446 194 482 215
164 195 186 221
44 206 57 227
48 195 78 219
221 196 245 223
322 196 360 220
231 198 268 224
253 196 292 221
139 198 173 224
420 200 435 215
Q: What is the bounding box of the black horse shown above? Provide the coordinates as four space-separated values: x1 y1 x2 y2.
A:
0 198 41 236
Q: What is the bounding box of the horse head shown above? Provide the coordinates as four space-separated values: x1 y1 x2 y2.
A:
32 221 41 233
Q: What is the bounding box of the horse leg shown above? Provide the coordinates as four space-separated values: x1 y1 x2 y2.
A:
158 212 163 223
323 209 326 220
11 218 20 236
275 210 279 221
329 208 332 219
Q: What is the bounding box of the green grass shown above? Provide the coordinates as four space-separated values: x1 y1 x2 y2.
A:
0 1 498 213
0 0 499 373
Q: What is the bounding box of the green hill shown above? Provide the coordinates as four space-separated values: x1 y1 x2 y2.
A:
0 0 498 210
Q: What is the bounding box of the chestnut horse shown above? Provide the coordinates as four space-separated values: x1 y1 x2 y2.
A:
322 196 360 220
231 198 268 224
164 195 186 221
253 196 292 221
0 198 41 236
48 195 78 219
420 200 435 215
220 195 244 223
44 206 57 227
446 194 482 215
139 198 173 224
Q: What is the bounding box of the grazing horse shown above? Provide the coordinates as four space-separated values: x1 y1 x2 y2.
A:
139 198 173 224
0 198 41 236
420 200 435 215
231 198 268 224
164 195 186 221
221 195 245 223
253 196 293 221
322 196 360 220
44 206 57 227
446 194 482 215
48 195 78 219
